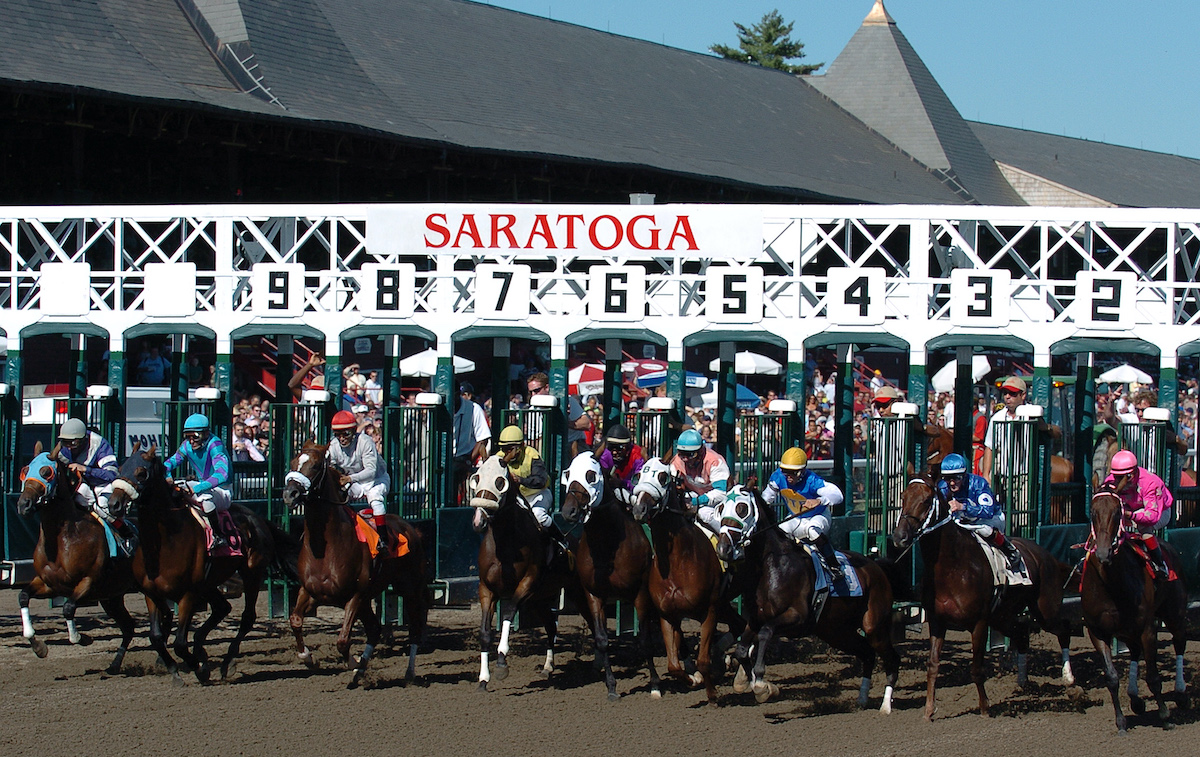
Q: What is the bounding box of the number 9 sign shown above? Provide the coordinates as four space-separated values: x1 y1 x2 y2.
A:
826 268 884 325
252 264 305 315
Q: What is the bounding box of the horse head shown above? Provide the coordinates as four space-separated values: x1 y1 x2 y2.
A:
715 485 759 561
1090 482 1125 565
559 451 604 525
108 442 160 519
469 455 513 513
631 457 677 522
891 473 943 549
16 445 64 517
283 440 330 510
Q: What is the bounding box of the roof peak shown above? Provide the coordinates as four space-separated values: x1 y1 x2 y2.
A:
863 0 895 26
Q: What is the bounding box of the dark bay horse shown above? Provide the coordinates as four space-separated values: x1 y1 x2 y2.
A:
891 474 1074 720
630 457 727 702
1082 484 1188 732
559 452 660 700
716 487 899 710
282 441 430 687
15 444 137 673
472 454 578 690
108 444 293 684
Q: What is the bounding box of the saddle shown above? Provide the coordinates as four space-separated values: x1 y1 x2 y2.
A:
351 508 409 560
1126 538 1178 582
962 527 1031 590
187 506 243 558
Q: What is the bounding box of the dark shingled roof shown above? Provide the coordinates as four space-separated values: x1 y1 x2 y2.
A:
806 1 1024 206
969 122 1200 209
0 0 964 205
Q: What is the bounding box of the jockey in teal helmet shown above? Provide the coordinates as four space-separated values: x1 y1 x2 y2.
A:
669 428 730 534
164 413 232 549
937 453 1022 572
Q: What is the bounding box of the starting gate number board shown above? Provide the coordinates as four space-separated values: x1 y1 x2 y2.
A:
252 264 306 315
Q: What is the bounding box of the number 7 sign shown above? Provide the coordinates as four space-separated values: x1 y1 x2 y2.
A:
475 264 532 319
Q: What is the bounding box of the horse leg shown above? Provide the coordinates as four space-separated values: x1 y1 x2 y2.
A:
1087 628 1126 733
586 593 618 700
220 569 263 681
750 623 779 704
1167 608 1189 704
732 623 757 695
18 579 49 658
63 577 96 646
533 597 558 678
400 582 429 684
290 587 319 669
697 604 718 703
493 596 524 682
925 624 946 722
1142 623 1173 729
478 589 496 690
1010 618 1032 689
99 596 136 675
1037 581 1075 686
970 620 991 716
172 593 202 682
146 597 183 686
349 595 382 689
862 592 899 714
1126 641 1147 717
337 593 367 670
660 617 689 691
634 590 662 699
191 589 232 684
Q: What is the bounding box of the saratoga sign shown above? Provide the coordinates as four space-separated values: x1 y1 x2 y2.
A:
366 204 762 257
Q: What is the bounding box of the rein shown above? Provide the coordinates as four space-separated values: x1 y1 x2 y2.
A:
894 478 953 561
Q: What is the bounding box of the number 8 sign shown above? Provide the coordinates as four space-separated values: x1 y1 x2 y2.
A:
826 268 884 325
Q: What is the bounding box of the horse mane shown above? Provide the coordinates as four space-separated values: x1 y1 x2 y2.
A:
754 489 778 529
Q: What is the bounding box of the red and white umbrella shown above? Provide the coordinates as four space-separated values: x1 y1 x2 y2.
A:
622 359 669 386
568 363 606 396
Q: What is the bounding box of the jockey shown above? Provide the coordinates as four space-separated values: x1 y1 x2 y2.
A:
164 413 232 550
669 428 730 535
497 424 564 562
597 423 645 492
761 447 845 579
56 418 133 547
1103 449 1171 580
937 453 1022 572
329 410 394 553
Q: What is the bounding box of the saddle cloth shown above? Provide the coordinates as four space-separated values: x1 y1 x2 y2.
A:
968 530 1032 588
352 508 409 559
188 507 244 558
803 546 863 598
1126 539 1179 582
90 512 138 559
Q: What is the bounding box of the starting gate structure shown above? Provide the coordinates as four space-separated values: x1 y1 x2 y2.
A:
989 408 1052 540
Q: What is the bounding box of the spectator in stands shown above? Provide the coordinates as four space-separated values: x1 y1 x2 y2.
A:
343 363 367 403
352 404 370 432
364 370 383 407
136 344 170 385
231 419 264 462
288 353 325 401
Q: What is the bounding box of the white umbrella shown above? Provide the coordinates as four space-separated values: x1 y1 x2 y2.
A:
1097 364 1153 385
398 348 475 377
568 363 606 396
707 350 783 375
930 355 991 393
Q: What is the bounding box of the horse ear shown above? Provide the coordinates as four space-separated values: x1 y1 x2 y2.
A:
34 440 43 456
50 442 62 460
131 440 142 455
146 443 156 459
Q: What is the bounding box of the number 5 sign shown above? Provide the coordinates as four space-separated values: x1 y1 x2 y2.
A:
475 264 532 319
706 266 763 323
826 268 885 325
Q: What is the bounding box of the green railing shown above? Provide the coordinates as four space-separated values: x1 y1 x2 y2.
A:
381 405 447 522
863 416 913 554
733 412 795 488
623 410 676 458
990 418 1046 539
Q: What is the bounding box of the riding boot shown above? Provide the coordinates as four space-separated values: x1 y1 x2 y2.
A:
1144 537 1169 580
991 531 1023 573
205 510 230 551
373 514 394 562
813 534 843 581
545 522 567 567
115 519 136 556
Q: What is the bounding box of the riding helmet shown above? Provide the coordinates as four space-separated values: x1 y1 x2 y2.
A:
676 429 703 452
58 418 87 440
1111 449 1138 476
605 424 633 445
940 453 968 476
498 425 525 444
183 413 210 431
780 447 808 471
331 410 357 430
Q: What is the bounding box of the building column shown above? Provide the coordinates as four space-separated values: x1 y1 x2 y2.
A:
785 342 806 403
715 341 737 467
1031 348 1052 409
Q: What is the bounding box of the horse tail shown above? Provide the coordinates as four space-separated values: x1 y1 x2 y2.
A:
229 504 301 584
871 555 913 602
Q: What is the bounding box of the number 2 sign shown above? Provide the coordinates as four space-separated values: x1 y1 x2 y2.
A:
1076 271 1135 329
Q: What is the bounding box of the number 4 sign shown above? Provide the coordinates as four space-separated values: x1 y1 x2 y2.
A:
826 268 885 325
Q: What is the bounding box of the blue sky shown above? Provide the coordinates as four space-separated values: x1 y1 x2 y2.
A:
480 1 1200 159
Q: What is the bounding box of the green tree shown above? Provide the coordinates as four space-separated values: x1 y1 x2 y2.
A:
709 9 822 75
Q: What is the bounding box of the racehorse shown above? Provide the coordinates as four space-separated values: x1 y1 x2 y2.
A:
282 441 430 687
559 452 660 700
716 487 900 710
1081 483 1188 732
630 457 728 702
472 454 578 690
15 444 138 673
108 444 294 684
891 474 1075 720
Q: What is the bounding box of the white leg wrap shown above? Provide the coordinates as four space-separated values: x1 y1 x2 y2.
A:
67 619 81 645
498 619 512 657
1176 655 1186 693
1062 649 1075 685
543 649 554 672
21 607 34 639
1128 660 1139 697
298 646 310 660
479 651 490 683
858 676 871 707
881 685 894 715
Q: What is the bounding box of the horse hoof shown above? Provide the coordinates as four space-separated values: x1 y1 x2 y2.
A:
606 690 619 702
1131 697 1146 716
106 662 121 676
477 680 490 692
172 672 187 688
30 637 48 659
493 664 509 681
1162 719 1175 731
221 661 237 681
650 689 662 700
687 671 703 687
733 667 750 694
538 667 552 679
753 680 779 703
76 633 94 647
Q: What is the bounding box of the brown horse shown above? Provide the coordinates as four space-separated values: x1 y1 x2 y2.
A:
716 487 900 710
472 454 578 690
891 474 1075 719
281 441 430 687
559 451 660 700
108 444 293 684
15 445 138 673
1081 484 1188 732
630 457 725 702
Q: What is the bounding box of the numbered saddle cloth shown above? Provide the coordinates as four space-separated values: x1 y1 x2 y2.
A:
90 512 138 559
804 546 863 598
189 507 244 558
352 508 409 559
969 530 1032 587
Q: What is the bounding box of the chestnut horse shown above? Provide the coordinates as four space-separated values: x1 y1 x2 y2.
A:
282 441 430 687
15 445 138 673
891 474 1075 719
108 444 294 684
716 487 900 710
473 454 579 690
559 452 660 700
629 457 726 702
1081 484 1188 732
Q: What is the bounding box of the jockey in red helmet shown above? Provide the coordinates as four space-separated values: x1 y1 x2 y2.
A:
329 409 393 555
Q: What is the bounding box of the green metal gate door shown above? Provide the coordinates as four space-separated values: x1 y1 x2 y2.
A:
735 411 795 488
863 416 912 555
990 415 1048 540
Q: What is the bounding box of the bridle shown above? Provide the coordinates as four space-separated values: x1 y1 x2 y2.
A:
1088 487 1129 557
897 477 954 546
284 448 330 508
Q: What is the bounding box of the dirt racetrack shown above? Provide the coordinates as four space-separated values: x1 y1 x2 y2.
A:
2 587 1199 757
